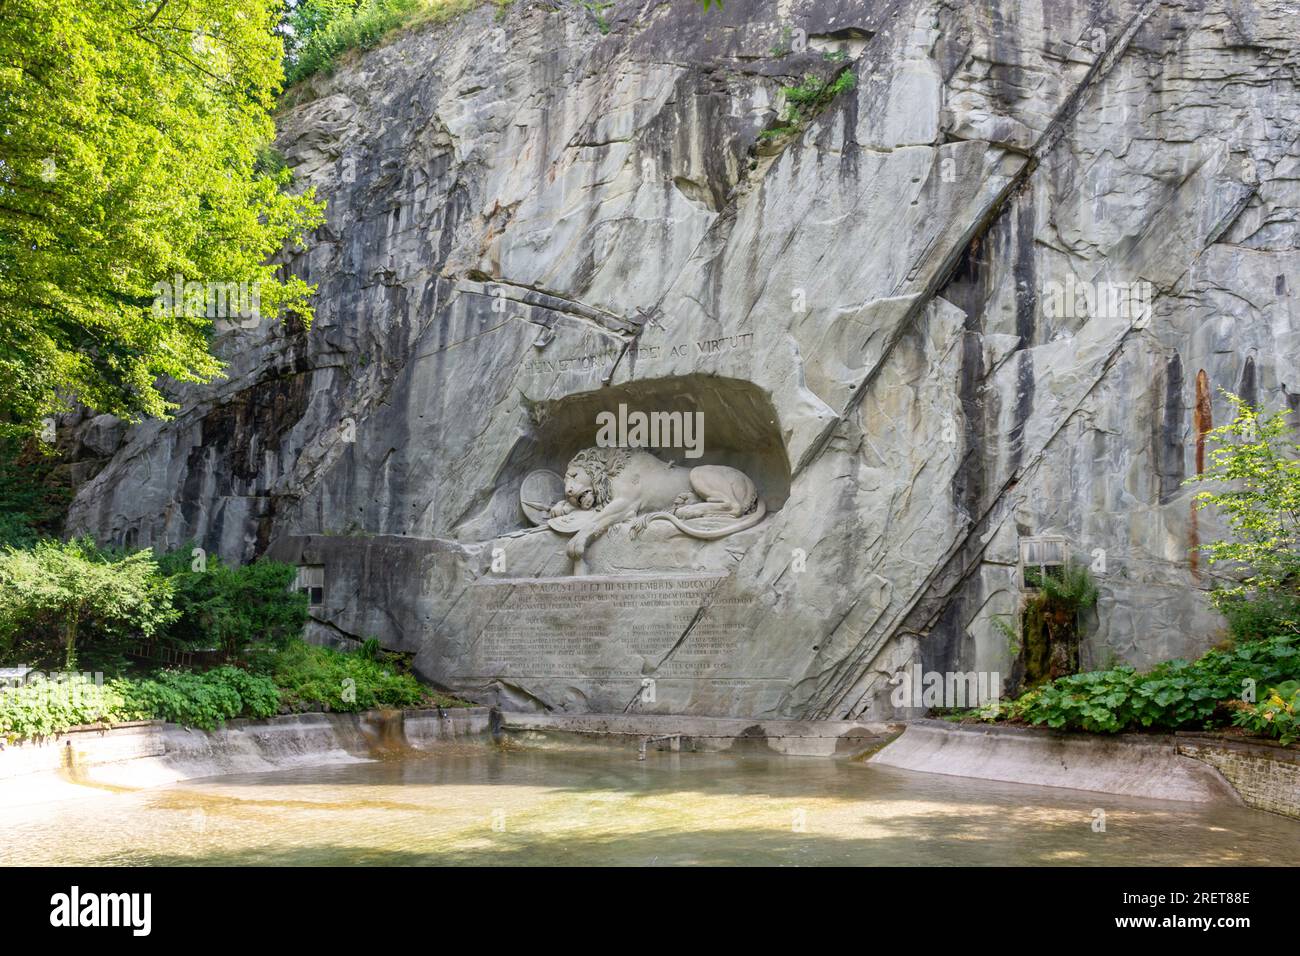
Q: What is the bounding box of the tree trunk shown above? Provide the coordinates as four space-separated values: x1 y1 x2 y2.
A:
63 602 82 670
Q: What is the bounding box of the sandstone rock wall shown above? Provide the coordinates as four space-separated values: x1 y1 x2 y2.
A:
67 0 1300 718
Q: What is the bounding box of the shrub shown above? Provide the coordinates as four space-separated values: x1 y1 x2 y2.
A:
0 437 70 548
0 674 147 741
0 667 281 739
760 69 857 140
268 639 430 712
156 548 308 662
1215 590 1300 644
287 0 418 85
1000 632 1300 734
0 642 469 740
1188 393 1300 640
284 0 504 86
1230 679 1300 746
0 539 177 671
115 667 280 730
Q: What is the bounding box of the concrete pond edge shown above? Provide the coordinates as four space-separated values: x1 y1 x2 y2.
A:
868 718 1300 819
0 710 1295 820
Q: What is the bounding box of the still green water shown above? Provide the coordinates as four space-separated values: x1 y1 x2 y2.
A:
3 745 1297 865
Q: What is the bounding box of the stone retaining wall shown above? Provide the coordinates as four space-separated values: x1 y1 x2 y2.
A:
869 720 1242 804
1175 734 1300 820
0 720 164 782
0 707 491 793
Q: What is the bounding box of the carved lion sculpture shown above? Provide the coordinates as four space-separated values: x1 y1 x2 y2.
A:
548 447 766 564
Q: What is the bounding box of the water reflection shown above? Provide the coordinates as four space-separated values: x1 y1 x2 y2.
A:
2 745 1296 866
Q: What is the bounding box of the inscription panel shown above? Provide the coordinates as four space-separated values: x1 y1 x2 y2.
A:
460 574 754 680
520 334 754 379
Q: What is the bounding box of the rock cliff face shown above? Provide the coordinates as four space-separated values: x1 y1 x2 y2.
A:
68 0 1300 718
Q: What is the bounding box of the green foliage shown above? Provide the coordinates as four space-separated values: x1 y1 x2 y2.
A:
0 539 177 671
788 69 858 106
1187 393 1300 640
0 437 70 547
1017 560 1099 686
116 666 280 730
286 0 419 83
992 614 1020 656
760 69 857 140
1026 560 1099 610
0 535 308 672
0 666 279 739
284 0 508 86
0 0 324 433
156 547 307 662
0 673 147 741
0 546 471 739
1000 633 1299 734
0 637 472 741
267 638 437 712
578 0 614 33
1215 591 1300 643
1231 679 1300 746
969 398 1300 740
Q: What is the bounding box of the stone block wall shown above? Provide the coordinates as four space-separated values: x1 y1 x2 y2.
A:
1176 735 1300 820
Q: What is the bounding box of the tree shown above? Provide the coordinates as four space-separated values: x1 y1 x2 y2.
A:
157 548 307 662
1189 393 1300 638
0 0 324 433
0 538 178 670
282 0 359 68
0 436 69 547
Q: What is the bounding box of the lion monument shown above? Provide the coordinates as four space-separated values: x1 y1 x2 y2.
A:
548 447 766 565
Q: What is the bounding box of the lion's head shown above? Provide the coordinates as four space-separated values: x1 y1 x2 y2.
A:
564 447 630 510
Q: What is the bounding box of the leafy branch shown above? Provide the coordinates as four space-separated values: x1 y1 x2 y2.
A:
1187 391 1300 635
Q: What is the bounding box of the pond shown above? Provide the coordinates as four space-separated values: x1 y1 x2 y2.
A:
3 744 1297 866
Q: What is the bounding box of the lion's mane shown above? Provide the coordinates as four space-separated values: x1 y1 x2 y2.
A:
568 447 631 507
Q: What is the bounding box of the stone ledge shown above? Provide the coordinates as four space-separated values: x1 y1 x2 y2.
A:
497 712 902 756
0 721 166 782
868 719 1244 804
0 707 494 792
